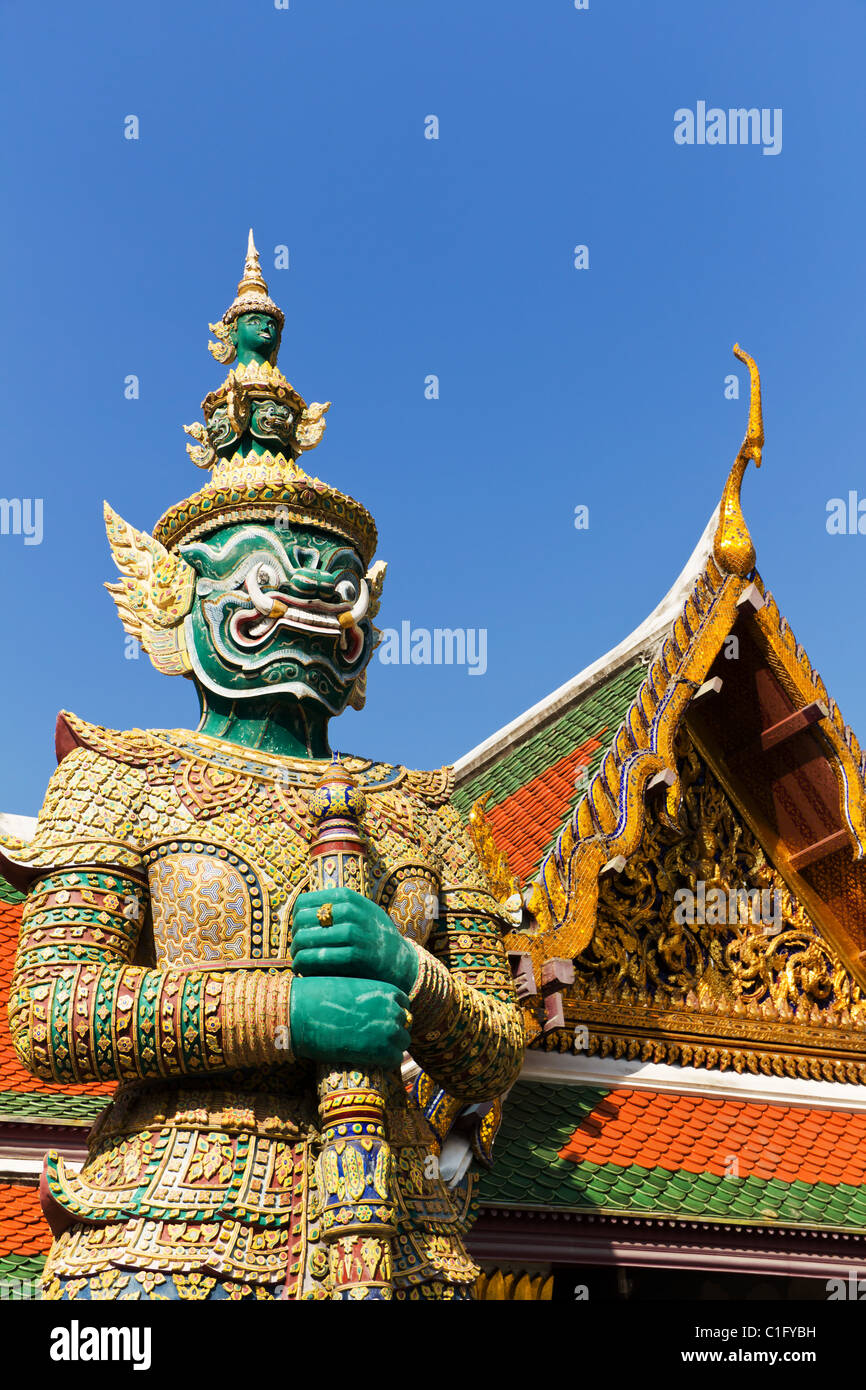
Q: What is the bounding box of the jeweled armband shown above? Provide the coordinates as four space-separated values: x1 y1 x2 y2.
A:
221 966 294 1067
407 940 524 1100
10 869 297 1082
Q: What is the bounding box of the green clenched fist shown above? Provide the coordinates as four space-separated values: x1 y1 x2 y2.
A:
289 976 412 1070
291 887 419 996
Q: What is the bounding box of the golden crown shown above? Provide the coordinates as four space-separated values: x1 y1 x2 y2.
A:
147 231 378 565
151 449 378 566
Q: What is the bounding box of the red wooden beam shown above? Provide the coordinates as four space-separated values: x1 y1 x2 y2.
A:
736 583 765 614
541 958 575 1033
760 701 828 753
788 828 851 873
647 768 676 792
507 951 538 1002
692 676 723 703
725 700 828 765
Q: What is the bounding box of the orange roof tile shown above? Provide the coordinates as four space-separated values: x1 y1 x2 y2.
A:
0 1183 50 1258
486 734 607 882
558 1088 866 1187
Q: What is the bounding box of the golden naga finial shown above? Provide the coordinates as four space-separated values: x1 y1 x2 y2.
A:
713 344 764 578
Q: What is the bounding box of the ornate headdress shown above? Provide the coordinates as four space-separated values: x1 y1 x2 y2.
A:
104 231 383 684
151 449 378 565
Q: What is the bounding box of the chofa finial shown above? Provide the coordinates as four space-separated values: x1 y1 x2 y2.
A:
713 344 763 578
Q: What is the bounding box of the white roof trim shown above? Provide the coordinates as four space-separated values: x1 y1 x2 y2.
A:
521 1048 866 1112
0 813 37 843
0 1157 82 1179
454 507 721 783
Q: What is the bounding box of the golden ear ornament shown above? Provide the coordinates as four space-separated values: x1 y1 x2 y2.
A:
295 401 331 453
366 561 387 622
182 422 218 470
347 561 388 711
103 502 196 676
208 319 237 366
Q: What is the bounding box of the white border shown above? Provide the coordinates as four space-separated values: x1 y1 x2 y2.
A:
521 1049 866 1111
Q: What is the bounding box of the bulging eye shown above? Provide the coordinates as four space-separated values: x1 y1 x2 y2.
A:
255 561 280 589
335 572 360 603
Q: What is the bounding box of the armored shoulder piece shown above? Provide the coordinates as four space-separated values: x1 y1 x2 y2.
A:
55 710 168 769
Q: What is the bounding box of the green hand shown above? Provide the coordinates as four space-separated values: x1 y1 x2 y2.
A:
289 976 412 1069
291 887 420 996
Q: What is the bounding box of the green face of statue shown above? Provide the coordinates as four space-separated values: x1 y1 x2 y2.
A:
180 522 374 715
232 312 279 366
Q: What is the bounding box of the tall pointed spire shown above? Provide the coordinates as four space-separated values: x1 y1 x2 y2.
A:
236 228 270 300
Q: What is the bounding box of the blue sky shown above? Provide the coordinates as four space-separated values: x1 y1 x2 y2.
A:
1 0 865 814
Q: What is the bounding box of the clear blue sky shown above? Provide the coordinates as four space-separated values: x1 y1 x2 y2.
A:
1 0 865 814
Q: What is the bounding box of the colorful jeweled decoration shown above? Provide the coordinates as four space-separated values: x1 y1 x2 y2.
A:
3 232 524 1302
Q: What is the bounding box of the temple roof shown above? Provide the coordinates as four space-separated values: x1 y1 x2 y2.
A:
452 514 724 890
480 1081 866 1230
453 375 866 1045
452 660 645 886
455 508 721 793
0 1182 52 1289
449 351 866 1260
3 348 866 1279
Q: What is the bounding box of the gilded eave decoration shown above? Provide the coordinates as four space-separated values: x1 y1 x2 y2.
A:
547 729 866 1083
471 347 866 1057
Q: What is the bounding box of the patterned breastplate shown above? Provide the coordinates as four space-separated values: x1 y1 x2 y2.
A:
145 843 272 967
138 732 442 964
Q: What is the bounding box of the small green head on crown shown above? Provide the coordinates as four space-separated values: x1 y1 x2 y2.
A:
232 311 280 367
208 230 286 367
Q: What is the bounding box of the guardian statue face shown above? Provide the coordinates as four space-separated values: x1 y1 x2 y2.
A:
180 521 375 714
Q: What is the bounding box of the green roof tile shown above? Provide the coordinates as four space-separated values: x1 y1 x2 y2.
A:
477 1082 866 1233
0 1255 44 1297
0 876 24 905
0 1090 107 1124
453 659 647 815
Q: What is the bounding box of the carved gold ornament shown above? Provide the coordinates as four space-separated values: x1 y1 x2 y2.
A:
546 729 866 1081
103 502 196 676
713 344 763 578
469 791 522 921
